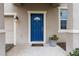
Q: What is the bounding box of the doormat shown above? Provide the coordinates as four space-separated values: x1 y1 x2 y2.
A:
32 44 43 47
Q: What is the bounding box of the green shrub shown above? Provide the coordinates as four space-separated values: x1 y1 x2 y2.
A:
69 48 79 56
49 34 59 41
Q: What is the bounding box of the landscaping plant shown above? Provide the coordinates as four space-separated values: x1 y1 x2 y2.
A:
69 48 79 56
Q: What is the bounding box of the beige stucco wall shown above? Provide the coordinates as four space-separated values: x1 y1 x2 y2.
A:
0 4 4 29
5 17 14 44
0 3 5 56
4 3 69 45
66 3 79 52
72 3 79 49
65 3 73 52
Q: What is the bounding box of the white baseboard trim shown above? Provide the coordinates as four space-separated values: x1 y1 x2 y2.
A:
58 29 79 33
6 42 16 45
0 29 5 33
4 13 16 16
69 30 79 33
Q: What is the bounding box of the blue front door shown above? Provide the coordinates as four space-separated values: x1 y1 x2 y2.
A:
31 13 44 42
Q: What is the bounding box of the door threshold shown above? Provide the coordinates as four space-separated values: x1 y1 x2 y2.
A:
31 44 43 47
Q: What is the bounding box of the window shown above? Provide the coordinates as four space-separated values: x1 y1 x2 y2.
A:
59 8 68 31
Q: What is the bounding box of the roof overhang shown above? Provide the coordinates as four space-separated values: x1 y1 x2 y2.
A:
14 3 60 7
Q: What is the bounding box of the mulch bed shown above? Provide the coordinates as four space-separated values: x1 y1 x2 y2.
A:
6 44 14 52
57 42 66 51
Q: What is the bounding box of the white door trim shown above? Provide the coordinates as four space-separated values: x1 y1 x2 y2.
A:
27 11 47 45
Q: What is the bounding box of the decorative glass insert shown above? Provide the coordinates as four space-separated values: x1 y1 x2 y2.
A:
60 9 68 29
34 17 40 21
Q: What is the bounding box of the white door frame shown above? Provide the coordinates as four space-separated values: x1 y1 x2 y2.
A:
27 11 47 45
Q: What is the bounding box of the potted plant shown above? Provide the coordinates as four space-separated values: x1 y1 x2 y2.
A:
49 34 59 47
69 48 79 56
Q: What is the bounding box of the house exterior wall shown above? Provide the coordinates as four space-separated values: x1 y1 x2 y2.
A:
0 3 5 56
4 3 69 45
72 3 79 49
66 3 79 53
66 3 73 52
5 17 14 44
0 4 4 29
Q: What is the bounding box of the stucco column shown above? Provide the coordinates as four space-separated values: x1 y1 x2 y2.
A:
13 16 17 45
72 3 79 49
67 3 79 53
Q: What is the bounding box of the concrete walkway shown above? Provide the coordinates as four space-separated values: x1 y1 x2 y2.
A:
6 45 67 56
